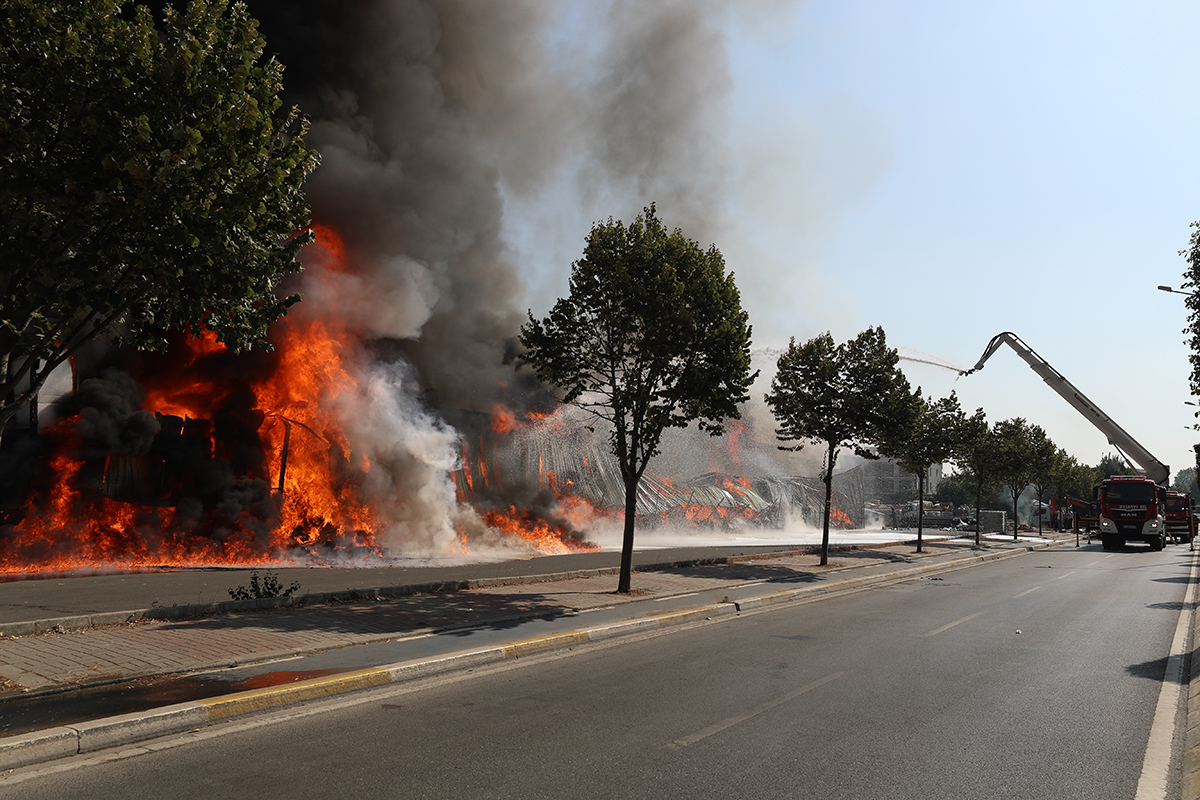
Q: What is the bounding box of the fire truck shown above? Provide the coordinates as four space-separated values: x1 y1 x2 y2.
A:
965 332 1171 551
1163 490 1195 544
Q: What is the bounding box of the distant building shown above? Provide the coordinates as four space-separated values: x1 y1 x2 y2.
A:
855 457 942 504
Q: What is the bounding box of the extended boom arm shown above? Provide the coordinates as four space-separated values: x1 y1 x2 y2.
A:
964 331 1169 485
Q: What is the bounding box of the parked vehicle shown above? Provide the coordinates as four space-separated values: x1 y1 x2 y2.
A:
1163 490 1194 544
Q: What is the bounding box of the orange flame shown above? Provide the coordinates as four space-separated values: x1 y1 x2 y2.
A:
480 506 599 555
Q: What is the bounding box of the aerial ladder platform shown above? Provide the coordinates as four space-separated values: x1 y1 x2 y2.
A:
963 331 1169 486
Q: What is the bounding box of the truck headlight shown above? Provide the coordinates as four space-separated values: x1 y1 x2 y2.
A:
1100 518 1114 530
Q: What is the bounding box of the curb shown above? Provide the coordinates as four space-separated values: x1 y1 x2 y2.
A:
0 555 789 638
0 537 1061 772
1184 546 1200 799
0 536 1043 638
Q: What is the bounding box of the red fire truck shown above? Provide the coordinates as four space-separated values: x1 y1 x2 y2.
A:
1163 490 1194 544
966 332 1175 551
1095 476 1165 551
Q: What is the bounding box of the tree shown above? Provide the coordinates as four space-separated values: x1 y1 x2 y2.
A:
991 418 1048 540
1180 220 1200 394
519 205 755 594
1174 466 1199 501
1095 452 1130 479
885 391 964 553
1048 449 1082 529
1028 436 1060 535
952 407 992 546
765 327 914 566
0 0 318 438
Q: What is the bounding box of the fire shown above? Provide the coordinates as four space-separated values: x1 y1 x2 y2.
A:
253 314 380 553
2 221 612 576
0 218 865 577
480 506 598 556
4 425 283 574
491 404 516 434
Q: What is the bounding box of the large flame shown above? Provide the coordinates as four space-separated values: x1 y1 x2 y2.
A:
1 226 606 577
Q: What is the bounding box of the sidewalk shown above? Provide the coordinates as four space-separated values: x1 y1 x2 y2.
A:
0 532 1071 770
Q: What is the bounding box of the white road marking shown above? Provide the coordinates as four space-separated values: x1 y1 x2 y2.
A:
1054 570 1076 580
669 671 844 748
1134 553 1199 800
922 612 982 637
1012 586 1041 599
654 593 698 601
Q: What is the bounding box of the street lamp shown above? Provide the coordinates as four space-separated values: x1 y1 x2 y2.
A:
1159 285 1193 296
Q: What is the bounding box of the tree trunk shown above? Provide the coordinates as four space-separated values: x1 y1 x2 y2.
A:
915 470 925 554
617 474 639 593
1012 491 1019 541
820 445 834 567
974 478 982 547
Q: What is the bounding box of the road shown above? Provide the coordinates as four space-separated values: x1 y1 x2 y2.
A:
4 542 1195 800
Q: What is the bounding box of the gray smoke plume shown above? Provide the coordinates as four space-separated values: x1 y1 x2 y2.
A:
243 0 788 553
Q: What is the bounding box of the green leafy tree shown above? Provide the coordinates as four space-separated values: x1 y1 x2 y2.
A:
1180 220 1200 394
0 0 318 439
1095 452 1130 479
991 418 1047 540
1048 449 1082 529
952 407 992 546
932 473 970 506
1172 466 1198 501
519 205 755 594
1028 436 1060 535
885 391 964 553
765 327 915 565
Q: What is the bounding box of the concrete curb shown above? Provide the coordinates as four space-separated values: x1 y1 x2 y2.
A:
0 536 1039 638
0 537 1062 772
1184 548 1200 800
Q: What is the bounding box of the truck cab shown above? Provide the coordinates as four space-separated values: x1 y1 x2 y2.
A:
1096 476 1165 551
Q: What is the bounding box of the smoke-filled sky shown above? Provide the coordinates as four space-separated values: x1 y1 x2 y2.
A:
243 0 1200 483
504 0 1200 481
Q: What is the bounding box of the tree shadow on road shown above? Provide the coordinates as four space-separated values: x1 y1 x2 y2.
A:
1126 653 1185 684
655 562 820 584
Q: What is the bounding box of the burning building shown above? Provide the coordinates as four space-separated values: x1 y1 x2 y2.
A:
2 1 860 578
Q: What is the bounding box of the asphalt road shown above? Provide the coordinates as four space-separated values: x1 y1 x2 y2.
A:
5 542 1194 800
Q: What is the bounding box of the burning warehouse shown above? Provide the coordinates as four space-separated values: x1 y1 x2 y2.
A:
1 1 866 578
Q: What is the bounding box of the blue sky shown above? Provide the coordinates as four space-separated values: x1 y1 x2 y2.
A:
717 0 1200 479
504 1 1200 481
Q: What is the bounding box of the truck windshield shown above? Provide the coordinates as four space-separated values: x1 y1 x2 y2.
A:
1166 496 1189 511
1103 483 1156 504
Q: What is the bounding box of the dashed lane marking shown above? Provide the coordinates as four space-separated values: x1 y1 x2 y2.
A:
669 672 844 749
922 612 981 637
